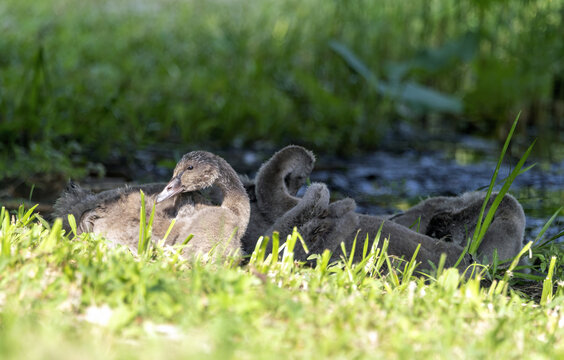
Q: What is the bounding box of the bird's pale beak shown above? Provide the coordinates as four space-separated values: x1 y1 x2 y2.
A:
156 178 183 203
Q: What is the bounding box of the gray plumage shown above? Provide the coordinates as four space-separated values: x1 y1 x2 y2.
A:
240 145 316 253
390 191 526 263
242 145 526 270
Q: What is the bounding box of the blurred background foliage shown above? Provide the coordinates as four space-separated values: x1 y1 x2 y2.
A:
0 0 563 188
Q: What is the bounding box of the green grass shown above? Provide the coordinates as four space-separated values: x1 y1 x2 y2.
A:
0 205 562 359
1 0 563 184
1 1 563 357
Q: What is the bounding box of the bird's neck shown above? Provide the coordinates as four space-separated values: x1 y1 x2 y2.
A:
215 159 251 224
255 159 300 220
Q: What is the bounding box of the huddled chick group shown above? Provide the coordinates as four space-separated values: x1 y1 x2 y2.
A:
53 146 526 271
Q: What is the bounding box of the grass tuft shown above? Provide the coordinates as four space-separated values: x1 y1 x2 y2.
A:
468 113 535 256
137 190 156 256
0 203 561 359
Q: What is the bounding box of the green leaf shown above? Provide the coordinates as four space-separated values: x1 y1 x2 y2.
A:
39 218 62 253
540 256 557 306
398 82 462 113
329 40 462 113
469 113 535 255
533 207 563 246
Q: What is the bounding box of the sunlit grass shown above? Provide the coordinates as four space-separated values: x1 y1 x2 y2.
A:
0 204 562 359
0 1 563 356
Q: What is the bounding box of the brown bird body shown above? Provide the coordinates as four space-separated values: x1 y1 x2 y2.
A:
53 151 250 258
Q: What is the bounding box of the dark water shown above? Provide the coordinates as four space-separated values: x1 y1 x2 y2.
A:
10 132 560 245
309 149 563 243
222 135 564 245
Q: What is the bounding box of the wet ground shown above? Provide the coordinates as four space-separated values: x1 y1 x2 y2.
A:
2 132 563 245
309 147 564 244
229 133 564 244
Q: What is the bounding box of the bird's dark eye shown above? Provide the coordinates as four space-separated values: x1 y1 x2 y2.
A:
187 165 194 170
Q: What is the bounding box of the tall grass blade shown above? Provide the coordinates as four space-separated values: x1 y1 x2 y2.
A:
347 233 358 268
540 256 556 305
375 238 390 275
137 190 155 255
402 243 421 284
255 236 269 264
362 231 370 260
497 241 533 295
296 230 309 255
472 113 520 246
271 232 280 265
384 252 400 288
468 113 536 255
281 229 300 268
454 234 473 268
19 204 38 226
537 229 564 248
533 207 563 246
0 207 11 259
181 234 194 246
436 253 447 278
316 249 332 277
138 190 147 253
340 241 348 263
68 214 78 238
249 237 264 264
40 218 62 253
28 184 35 202
162 219 177 244
470 139 535 254
505 242 532 279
